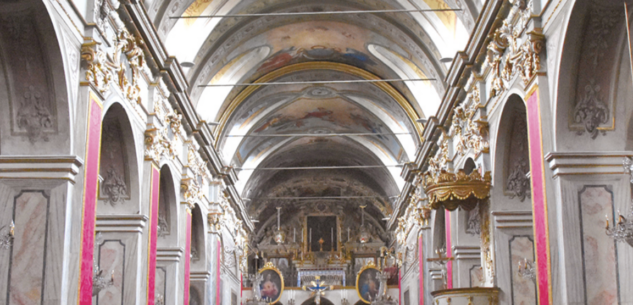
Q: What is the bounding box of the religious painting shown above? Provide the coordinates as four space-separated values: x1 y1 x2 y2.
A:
259 262 284 304
256 21 378 75
307 216 338 252
356 262 380 303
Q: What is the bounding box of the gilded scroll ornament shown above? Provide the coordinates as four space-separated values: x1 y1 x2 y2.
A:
80 29 145 105
81 41 112 94
451 96 489 157
181 178 203 209
423 170 492 211
428 139 449 177
486 0 544 97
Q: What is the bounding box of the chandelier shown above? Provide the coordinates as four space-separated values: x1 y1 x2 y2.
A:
0 220 14 250
605 203 633 243
517 258 536 282
604 158 633 244
359 205 370 244
274 207 286 244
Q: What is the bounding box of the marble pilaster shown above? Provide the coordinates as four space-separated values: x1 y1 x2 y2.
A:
95 214 148 305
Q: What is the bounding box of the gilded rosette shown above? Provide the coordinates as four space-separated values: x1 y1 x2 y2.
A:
423 170 492 211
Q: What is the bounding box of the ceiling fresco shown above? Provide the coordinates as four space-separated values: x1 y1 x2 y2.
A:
143 0 483 224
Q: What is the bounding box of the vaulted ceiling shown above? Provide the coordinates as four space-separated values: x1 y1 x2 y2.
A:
143 0 483 229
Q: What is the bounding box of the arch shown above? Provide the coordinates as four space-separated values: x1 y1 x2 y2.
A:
430 209 446 254
190 203 207 270
0 0 72 155
189 285 202 305
301 297 334 305
209 62 423 141
490 94 530 209
554 0 632 151
157 164 180 247
97 102 140 215
462 158 477 175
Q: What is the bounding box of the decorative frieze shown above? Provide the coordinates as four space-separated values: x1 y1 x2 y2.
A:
486 0 544 97
428 139 450 178
451 90 489 158
81 28 145 104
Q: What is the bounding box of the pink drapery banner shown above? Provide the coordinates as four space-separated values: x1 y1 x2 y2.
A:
525 87 552 305
147 166 160 304
216 240 222 305
77 92 103 305
418 235 424 305
444 209 453 289
625 3 633 87
183 210 192 305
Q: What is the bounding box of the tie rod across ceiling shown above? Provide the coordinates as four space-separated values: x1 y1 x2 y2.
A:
226 132 412 137
257 196 389 200
197 78 435 87
236 165 403 170
170 8 462 19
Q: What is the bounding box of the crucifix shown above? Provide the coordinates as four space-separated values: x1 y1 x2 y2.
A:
302 276 333 305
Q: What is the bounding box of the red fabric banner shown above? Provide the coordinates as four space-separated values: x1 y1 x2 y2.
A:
77 92 103 305
525 88 552 305
184 210 192 305
147 166 160 304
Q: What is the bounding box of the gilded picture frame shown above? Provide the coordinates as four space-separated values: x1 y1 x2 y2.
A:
258 262 284 304
355 261 381 304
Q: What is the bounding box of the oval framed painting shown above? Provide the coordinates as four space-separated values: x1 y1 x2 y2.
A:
259 262 284 304
356 261 380 303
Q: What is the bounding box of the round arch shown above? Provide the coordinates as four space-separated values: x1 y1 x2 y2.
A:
157 164 181 247
210 62 423 141
301 296 334 305
97 102 141 214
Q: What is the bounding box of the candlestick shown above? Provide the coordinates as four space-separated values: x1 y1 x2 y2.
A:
331 227 334 246
347 228 350 241
294 227 296 243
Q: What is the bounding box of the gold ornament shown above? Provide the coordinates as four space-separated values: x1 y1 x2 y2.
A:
423 170 491 211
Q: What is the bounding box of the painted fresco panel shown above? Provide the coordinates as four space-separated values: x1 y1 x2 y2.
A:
8 191 49 305
509 236 536 305
579 186 619 305
96 240 125 304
